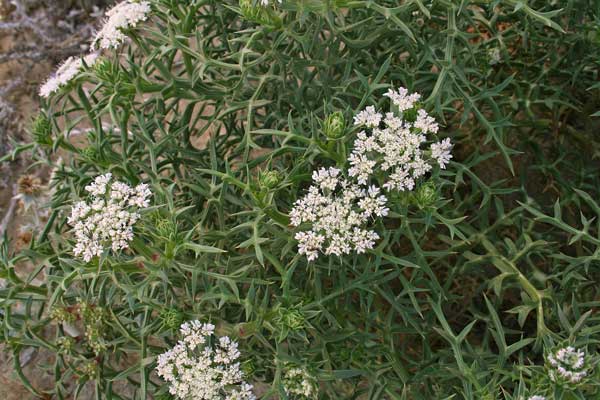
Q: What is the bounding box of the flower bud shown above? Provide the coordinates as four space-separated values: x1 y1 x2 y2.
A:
31 114 53 146
56 336 75 354
323 111 346 139
50 306 76 324
80 146 98 161
259 170 281 190
241 359 257 376
414 181 437 209
239 0 280 26
80 361 97 380
276 305 305 331
159 308 183 331
156 218 175 238
93 58 115 83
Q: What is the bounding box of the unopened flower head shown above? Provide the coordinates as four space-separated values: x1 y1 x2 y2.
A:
39 53 99 98
31 113 53 145
282 366 318 399
546 346 590 385
68 173 152 262
239 0 281 25
56 336 75 354
156 320 256 400
323 111 346 139
159 308 184 332
92 0 151 50
275 304 305 332
351 88 452 191
290 167 388 260
259 170 281 190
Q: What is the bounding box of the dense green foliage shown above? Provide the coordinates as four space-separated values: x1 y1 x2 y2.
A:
2 0 600 399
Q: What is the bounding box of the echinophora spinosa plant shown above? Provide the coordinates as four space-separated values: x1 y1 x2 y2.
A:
1 0 600 399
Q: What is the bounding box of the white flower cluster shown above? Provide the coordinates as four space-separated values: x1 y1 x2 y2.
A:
92 0 151 49
350 87 452 192
528 396 546 400
39 53 99 98
156 320 256 400
430 138 453 169
383 87 421 112
547 346 588 384
282 367 317 399
259 0 282 6
291 88 452 260
290 167 388 261
68 173 151 262
353 106 382 128
38 0 150 98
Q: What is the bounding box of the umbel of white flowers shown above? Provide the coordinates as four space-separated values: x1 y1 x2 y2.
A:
291 87 452 260
350 88 452 191
546 346 589 385
282 366 318 399
68 173 151 262
156 321 256 400
39 53 99 98
92 0 151 50
290 167 388 261
528 396 546 400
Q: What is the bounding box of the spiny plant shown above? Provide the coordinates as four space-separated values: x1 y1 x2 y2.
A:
1 0 600 399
